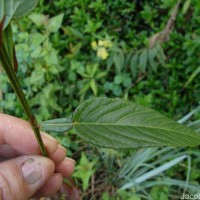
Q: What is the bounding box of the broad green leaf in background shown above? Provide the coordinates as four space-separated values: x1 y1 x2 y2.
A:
73 98 200 148
41 118 73 133
0 0 39 29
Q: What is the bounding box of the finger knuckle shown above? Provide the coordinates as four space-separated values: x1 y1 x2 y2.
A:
0 173 13 200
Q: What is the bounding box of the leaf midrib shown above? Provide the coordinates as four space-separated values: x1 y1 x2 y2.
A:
74 122 198 138
42 123 73 126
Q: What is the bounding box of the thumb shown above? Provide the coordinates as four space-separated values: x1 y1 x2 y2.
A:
0 155 55 200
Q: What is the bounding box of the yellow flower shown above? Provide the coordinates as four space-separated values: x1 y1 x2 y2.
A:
98 40 113 48
97 47 109 60
91 41 97 50
98 40 104 46
102 40 113 48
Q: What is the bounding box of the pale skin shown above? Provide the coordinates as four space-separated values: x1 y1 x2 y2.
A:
0 113 75 200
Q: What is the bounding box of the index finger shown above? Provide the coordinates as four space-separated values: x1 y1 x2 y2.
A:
0 113 58 155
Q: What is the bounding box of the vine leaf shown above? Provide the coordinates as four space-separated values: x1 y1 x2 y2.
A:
73 98 200 148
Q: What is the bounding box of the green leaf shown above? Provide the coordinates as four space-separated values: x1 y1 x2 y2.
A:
1 0 39 29
148 47 158 72
73 98 200 148
73 152 96 191
95 71 107 79
41 118 73 133
139 49 148 72
156 44 166 66
29 13 47 27
189 120 200 133
113 50 125 74
114 75 122 84
182 0 191 14
184 66 200 88
125 52 133 68
46 13 64 33
130 53 138 78
65 26 83 39
90 79 98 96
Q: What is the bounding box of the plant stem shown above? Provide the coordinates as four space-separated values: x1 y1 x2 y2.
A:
0 41 47 157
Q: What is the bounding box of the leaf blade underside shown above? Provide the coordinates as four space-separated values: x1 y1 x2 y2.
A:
73 98 200 148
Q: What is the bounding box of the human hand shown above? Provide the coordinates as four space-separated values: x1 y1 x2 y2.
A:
0 113 75 200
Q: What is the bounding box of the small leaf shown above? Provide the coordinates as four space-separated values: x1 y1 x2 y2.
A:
90 79 98 96
65 26 83 39
47 13 64 33
130 53 138 78
182 0 191 14
156 44 166 66
79 81 90 95
148 47 158 72
139 49 148 72
29 13 48 27
73 98 200 148
95 71 107 79
113 50 125 74
41 118 73 133
124 52 133 69
184 66 200 88
189 120 200 133
73 153 96 191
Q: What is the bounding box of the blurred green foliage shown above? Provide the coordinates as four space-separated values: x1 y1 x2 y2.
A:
0 0 200 199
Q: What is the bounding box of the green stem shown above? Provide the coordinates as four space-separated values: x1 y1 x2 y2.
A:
0 42 47 157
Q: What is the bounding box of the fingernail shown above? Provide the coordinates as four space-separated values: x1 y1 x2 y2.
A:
59 144 67 152
65 157 76 165
21 157 42 184
42 132 57 143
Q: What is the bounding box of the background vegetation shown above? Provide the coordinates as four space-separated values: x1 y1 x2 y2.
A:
0 0 200 199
